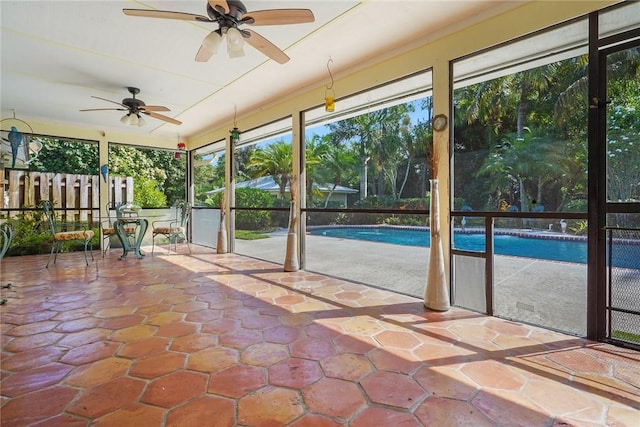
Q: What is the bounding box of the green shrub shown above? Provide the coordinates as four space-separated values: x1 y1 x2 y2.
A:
134 179 168 208
235 188 274 230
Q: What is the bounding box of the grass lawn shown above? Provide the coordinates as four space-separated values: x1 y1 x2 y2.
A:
612 330 640 344
235 230 269 240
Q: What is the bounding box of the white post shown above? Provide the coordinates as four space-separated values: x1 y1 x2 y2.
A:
424 179 450 311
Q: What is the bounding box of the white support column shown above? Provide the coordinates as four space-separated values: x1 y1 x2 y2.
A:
284 113 302 271
432 59 451 284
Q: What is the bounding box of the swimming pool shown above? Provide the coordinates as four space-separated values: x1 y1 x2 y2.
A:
308 226 639 269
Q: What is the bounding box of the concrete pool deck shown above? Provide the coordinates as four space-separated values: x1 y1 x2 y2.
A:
234 230 594 336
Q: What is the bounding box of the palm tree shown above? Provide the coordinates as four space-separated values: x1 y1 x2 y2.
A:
304 135 329 205
316 143 358 208
246 141 292 199
476 127 566 211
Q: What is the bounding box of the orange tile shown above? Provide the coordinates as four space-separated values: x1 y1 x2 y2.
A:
208 364 266 398
117 336 170 358
288 414 343 427
350 407 421 427
290 338 335 360
3 331 63 352
320 353 372 381
155 321 198 338
0 385 78 426
129 351 186 379
109 325 157 342
219 327 263 349
59 341 120 365
2 346 66 371
92 403 165 426
414 365 479 400
141 371 208 408
0 363 74 397
238 386 304 427
263 324 302 344
361 371 426 409
269 358 323 389
99 315 146 330
302 377 366 418
415 396 494 426
462 360 527 390
165 396 236 427
472 389 551 426
170 333 217 353
5 320 59 337
187 347 238 373
64 357 132 388
67 377 146 418
54 317 102 333
241 342 289 367
143 311 184 326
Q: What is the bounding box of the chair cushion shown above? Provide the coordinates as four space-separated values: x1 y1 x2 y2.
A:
153 227 185 235
103 227 136 236
54 230 95 241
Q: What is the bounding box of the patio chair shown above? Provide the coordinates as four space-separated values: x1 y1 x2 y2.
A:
101 202 136 257
1 222 13 304
151 202 191 255
41 200 95 267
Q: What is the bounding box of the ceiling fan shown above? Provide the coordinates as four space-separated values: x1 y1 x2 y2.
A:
79 87 182 126
123 0 314 64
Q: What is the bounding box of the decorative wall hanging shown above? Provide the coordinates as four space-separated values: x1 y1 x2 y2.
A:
1 111 42 169
230 106 241 145
324 58 335 112
175 136 186 159
100 164 109 183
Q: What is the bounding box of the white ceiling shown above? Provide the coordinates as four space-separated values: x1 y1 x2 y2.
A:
1 1 522 141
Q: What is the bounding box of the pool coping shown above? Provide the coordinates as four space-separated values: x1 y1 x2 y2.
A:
307 224 589 242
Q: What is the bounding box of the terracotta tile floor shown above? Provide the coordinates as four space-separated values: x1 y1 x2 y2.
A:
1 246 639 426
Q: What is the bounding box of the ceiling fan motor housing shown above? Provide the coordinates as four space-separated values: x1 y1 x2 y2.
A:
122 98 145 111
207 1 247 23
122 87 145 112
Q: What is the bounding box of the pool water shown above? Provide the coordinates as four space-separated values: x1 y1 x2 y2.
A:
309 227 638 269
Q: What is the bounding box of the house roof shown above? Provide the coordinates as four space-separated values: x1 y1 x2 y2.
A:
206 175 357 194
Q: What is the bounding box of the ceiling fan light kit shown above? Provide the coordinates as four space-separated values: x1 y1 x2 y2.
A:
202 30 223 55
226 27 245 58
123 0 315 64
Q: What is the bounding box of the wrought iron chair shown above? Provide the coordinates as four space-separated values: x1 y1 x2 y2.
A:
1 222 13 304
152 202 192 255
41 200 95 267
101 202 136 257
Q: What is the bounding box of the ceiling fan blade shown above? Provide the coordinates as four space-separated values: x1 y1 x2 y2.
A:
244 29 289 64
91 96 127 108
139 105 170 112
123 9 212 23
208 0 229 14
143 111 182 125
243 9 314 26
79 108 126 112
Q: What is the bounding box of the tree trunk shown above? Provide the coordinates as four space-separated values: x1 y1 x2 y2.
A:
360 154 368 200
519 177 528 212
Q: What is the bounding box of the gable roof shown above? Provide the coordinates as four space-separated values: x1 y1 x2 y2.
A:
206 175 357 195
